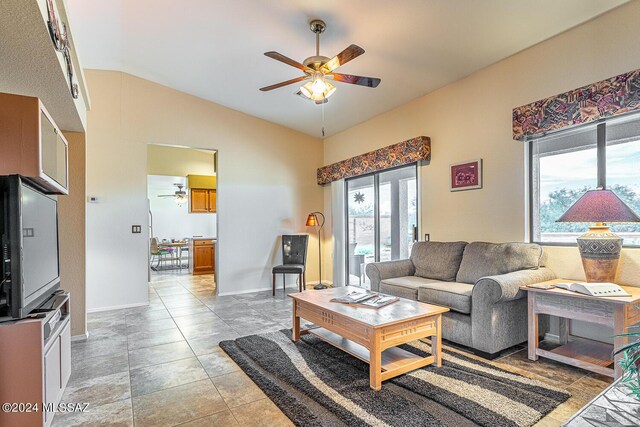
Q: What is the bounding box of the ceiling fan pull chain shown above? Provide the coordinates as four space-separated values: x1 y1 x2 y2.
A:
321 98 325 137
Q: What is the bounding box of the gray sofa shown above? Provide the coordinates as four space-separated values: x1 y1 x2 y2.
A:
365 241 555 358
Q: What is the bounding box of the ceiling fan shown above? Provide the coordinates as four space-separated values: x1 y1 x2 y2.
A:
260 20 381 104
158 184 188 205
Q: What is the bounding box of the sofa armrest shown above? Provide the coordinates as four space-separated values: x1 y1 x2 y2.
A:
365 259 415 292
473 267 557 304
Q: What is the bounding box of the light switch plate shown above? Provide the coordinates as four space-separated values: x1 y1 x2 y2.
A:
132 225 142 234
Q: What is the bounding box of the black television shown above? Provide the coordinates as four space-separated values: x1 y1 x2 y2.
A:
0 176 61 319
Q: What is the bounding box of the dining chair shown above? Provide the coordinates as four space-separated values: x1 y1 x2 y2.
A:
150 237 176 270
180 238 190 271
272 235 309 296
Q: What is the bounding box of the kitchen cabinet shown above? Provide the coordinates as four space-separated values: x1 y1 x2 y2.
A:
189 239 215 275
190 189 216 213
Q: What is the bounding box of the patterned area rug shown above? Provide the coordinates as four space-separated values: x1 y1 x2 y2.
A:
220 329 570 427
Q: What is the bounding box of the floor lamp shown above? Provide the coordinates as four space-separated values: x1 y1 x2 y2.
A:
306 211 327 290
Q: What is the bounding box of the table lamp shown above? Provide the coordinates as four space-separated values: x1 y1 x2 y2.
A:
306 212 327 290
557 188 640 282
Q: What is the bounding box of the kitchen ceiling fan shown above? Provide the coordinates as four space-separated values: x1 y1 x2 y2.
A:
158 184 188 205
260 20 381 104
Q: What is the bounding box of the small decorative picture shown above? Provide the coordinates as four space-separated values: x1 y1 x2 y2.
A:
450 159 482 191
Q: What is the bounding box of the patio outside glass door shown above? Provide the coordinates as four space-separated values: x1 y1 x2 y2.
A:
346 164 418 288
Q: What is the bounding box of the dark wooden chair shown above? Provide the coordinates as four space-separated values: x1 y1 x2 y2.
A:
272 235 308 295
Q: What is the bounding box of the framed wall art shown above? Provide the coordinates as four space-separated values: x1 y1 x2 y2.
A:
450 159 482 191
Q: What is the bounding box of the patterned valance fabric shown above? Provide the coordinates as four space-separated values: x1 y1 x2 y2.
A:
316 136 430 185
513 68 640 141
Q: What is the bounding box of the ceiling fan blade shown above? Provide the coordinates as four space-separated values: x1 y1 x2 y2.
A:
260 75 309 92
330 73 381 88
264 51 313 72
320 44 365 73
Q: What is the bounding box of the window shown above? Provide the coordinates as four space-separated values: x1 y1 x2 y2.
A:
530 114 640 246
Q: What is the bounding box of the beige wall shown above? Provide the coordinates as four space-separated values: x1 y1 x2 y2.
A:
147 144 216 177
323 1 640 286
58 131 86 336
86 70 323 310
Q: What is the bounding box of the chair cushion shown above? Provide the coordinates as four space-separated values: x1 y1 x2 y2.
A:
456 242 543 284
272 264 305 274
417 281 474 314
410 241 468 281
380 276 443 300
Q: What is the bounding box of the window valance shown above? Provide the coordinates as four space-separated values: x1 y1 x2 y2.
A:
513 68 640 141
316 136 430 185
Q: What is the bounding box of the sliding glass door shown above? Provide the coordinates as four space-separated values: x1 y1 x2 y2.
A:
346 164 418 288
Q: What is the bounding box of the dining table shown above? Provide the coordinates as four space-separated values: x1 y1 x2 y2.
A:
158 241 189 271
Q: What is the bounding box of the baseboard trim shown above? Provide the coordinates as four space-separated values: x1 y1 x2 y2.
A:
218 280 336 297
71 332 89 342
306 280 334 286
87 301 148 313
218 285 298 296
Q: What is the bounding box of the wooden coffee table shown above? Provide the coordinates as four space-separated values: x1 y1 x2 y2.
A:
289 286 449 390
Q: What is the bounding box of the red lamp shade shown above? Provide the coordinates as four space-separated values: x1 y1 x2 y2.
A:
557 189 640 223
306 213 318 227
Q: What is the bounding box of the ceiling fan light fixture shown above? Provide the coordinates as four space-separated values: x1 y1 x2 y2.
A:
300 80 336 102
311 76 327 95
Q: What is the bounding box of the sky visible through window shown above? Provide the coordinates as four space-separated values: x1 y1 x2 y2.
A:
538 138 640 244
540 142 640 202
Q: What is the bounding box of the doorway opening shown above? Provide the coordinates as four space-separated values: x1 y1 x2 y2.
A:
345 164 418 288
146 144 217 294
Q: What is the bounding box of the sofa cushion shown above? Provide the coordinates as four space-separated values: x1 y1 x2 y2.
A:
418 282 473 314
410 241 468 281
380 276 442 300
456 242 543 284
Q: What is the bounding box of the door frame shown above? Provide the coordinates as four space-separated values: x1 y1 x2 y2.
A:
344 162 419 286
146 143 219 293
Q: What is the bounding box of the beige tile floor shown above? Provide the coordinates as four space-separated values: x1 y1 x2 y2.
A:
52 271 612 426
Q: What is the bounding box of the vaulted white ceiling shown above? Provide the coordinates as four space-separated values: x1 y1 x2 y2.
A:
67 0 628 138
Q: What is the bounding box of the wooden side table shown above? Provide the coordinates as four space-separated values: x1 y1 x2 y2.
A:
523 279 640 379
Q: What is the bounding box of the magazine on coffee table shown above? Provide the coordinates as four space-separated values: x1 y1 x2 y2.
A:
330 290 399 309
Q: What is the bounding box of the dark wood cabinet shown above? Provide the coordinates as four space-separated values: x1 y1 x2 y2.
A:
190 189 216 213
189 239 215 275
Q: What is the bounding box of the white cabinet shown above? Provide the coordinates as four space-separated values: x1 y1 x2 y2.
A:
60 322 71 389
43 320 71 425
44 336 61 424
0 293 71 427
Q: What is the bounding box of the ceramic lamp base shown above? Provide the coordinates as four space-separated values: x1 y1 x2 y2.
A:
576 225 622 282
